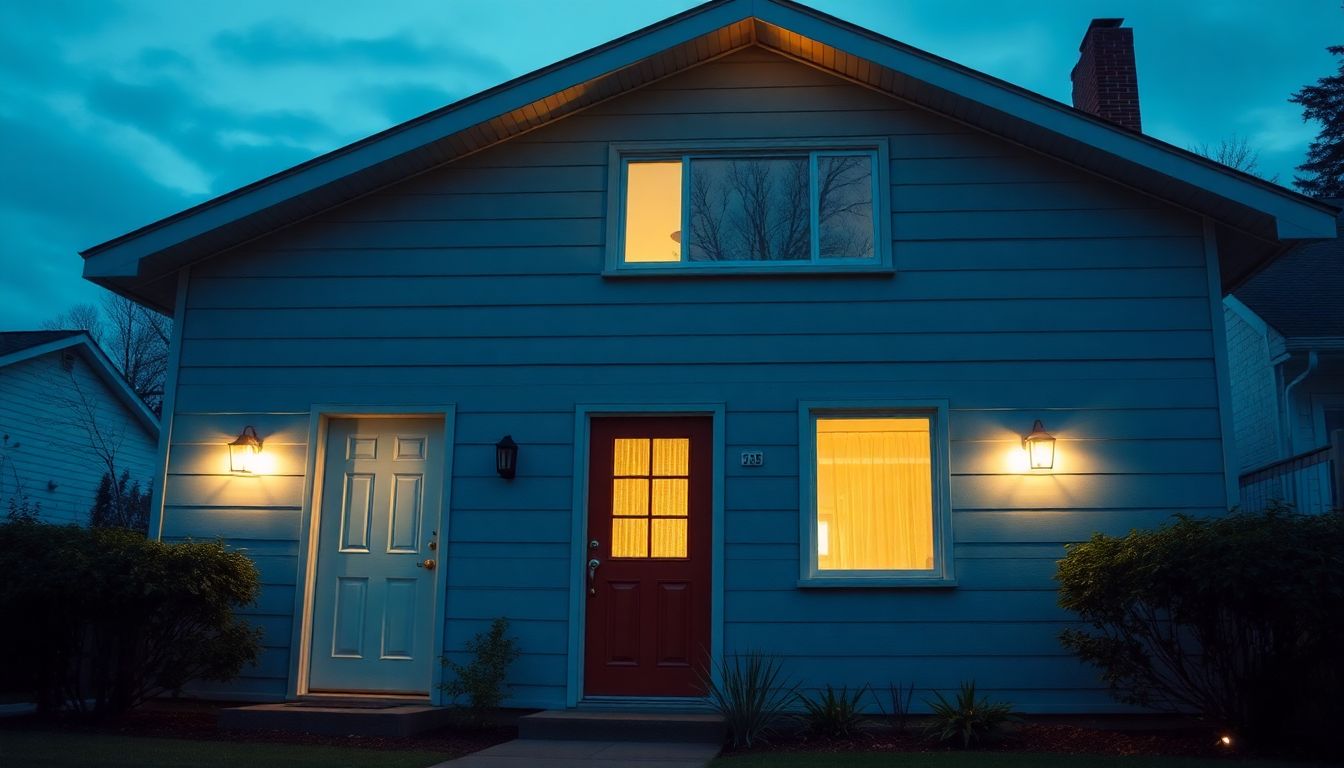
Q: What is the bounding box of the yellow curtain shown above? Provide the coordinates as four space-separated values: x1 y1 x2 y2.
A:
816 418 934 570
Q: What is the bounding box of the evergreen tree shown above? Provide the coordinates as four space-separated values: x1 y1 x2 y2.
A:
89 471 150 533
1290 45 1344 197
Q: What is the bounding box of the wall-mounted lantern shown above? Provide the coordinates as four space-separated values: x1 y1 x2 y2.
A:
1023 420 1056 470
495 435 518 480
229 426 264 473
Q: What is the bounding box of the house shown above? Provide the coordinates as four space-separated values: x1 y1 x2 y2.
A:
79 0 1337 713
1225 201 1344 513
0 331 160 526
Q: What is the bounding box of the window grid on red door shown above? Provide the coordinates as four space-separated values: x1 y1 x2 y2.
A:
610 437 689 558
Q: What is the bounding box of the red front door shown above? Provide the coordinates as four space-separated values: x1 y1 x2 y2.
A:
583 417 712 697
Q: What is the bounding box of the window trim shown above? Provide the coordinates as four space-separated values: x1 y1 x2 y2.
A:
797 400 955 588
604 138 893 275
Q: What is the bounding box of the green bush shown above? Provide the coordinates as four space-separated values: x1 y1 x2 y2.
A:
702 651 798 748
1056 506 1344 748
798 683 867 739
0 521 262 716
921 681 1017 748
440 617 520 722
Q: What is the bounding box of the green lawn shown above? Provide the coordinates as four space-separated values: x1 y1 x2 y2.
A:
0 730 450 768
711 753 1334 768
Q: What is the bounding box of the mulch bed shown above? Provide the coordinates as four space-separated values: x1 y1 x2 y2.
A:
723 719 1240 760
0 699 517 759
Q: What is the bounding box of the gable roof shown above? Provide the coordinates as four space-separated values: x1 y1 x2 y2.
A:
82 0 1338 312
1235 200 1344 347
0 331 160 435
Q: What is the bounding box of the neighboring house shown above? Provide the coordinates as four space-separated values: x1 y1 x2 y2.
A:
1224 200 1344 513
79 1 1337 713
0 331 160 525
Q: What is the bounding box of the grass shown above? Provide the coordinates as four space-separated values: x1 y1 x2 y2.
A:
0 730 449 768
711 754 1334 768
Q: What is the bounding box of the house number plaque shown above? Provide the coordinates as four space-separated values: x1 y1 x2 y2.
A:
740 450 764 467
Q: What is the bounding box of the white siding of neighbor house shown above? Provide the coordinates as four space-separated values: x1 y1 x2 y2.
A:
159 48 1227 711
0 350 159 526
1223 302 1281 472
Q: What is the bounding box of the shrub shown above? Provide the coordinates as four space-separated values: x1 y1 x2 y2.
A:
1056 506 1344 748
798 683 868 739
921 681 1017 748
89 471 151 532
0 521 262 716
440 617 520 722
874 681 915 732
702 651 798 748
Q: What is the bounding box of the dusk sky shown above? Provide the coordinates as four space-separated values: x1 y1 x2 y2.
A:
2 0 1340 329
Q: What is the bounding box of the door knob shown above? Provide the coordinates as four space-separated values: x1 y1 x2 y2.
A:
416 559 436 570
587 558 600 595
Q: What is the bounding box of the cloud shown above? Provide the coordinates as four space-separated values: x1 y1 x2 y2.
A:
358 81 460 123
213 21 508 78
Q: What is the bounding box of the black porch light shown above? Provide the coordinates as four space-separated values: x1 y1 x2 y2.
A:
495 435 518 480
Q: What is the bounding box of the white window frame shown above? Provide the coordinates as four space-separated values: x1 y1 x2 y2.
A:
797 400 955 588
605 138 893 275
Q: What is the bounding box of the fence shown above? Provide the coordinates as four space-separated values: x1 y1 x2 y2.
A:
1238 430 1343 513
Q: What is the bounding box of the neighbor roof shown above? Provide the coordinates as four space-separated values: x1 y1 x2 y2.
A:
1235 200 1344 345
82 0 1339 312
0 330 85 358
0 331 160 434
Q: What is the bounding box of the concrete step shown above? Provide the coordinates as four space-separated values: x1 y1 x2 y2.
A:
219 701 453 738
518 710 725 743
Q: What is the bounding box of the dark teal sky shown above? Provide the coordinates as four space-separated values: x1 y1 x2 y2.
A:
2 0 1339 327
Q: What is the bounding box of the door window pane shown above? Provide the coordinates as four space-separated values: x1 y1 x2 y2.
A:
608 436 691 559
815 417 934 571
624 161 683 263
612 518 649 558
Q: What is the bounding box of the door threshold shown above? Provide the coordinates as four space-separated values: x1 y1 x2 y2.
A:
577 695 713 712
298 692 431 707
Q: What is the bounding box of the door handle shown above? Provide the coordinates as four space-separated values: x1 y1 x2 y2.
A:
416 559 436 570
587 558 600 595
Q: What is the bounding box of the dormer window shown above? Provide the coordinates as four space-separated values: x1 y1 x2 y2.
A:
607 140 891 274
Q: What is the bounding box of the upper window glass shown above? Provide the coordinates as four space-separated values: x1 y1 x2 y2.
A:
617 149 881 269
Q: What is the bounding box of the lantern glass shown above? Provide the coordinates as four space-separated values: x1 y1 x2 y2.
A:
495 435 518 479
1023 420 1056 470
229 427 262 473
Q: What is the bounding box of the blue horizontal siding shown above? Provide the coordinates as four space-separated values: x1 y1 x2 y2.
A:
159 47 1224 713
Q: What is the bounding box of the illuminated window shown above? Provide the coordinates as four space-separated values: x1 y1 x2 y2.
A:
614 143 886 270
610 437 689 558
801 404 954 585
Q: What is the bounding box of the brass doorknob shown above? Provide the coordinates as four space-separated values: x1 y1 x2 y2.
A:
416 559 436 570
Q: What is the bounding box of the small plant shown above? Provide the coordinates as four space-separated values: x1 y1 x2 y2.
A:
798 683 868 739
440 617 520 723
921 681 1017 748
874 681 915 732
702 651 798 748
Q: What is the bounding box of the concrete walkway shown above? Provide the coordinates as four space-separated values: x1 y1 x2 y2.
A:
429 738 721 768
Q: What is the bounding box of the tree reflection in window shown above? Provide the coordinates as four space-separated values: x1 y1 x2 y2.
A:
686 154 872 262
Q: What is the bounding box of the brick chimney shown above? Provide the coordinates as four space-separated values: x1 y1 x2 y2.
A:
1071 18 1141 132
